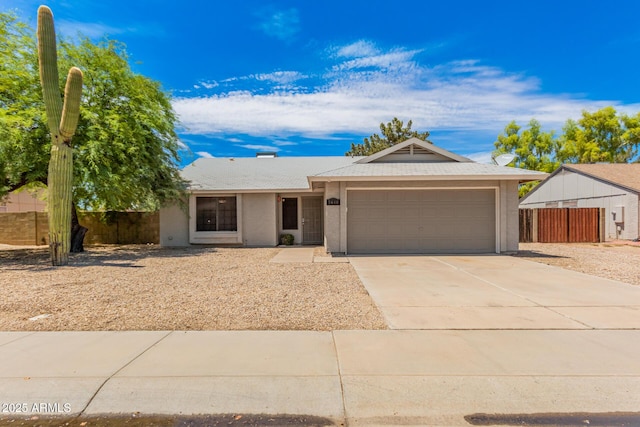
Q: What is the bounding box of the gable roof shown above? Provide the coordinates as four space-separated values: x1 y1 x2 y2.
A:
563 164 640 193
355 137 472 164
520 163 640 203
181 138 547 192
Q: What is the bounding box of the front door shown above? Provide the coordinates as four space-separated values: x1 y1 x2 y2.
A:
302 197 323 244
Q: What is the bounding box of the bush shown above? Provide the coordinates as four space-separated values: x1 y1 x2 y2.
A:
280 233 294 245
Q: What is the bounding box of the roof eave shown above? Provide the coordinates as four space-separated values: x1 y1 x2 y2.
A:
308 174 547 182
189 187 316 194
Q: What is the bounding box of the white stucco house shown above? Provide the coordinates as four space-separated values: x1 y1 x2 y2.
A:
160 138 545 254
519 163 640 240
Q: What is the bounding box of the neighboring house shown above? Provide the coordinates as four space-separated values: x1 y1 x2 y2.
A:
160 138 545 254
0 188 46 213
519 163 640 240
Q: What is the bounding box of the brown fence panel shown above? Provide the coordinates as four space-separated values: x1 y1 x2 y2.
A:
526 207 602 244
115 212 159 244
537 208 568 243
519 209 534 242
568 208 600 243
80 212 159 244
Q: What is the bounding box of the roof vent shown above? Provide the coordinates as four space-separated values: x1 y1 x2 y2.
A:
256 152 277 158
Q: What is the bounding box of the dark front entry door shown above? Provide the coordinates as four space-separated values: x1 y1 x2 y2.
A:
302 197 323 244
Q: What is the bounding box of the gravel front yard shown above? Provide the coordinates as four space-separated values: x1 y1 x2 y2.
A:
516 242 640 286
2 242 637 332
0 246 387 331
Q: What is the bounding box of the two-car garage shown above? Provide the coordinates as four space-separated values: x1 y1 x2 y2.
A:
346 189 496 254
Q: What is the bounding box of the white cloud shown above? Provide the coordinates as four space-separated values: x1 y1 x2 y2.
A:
465 151 494 164
200 81 219 89
253 71 306 84
196 151 215 158
173 40 640 142
335 40 380 58
57 20 125 38
334 48 422 72
56 19 164 39
257 8 300 41
238 144 281 152
272 139 297 146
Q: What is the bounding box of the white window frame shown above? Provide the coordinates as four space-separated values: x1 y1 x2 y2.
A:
189 193 243 244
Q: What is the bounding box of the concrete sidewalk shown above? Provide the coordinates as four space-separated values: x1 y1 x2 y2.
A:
270 246 349 263
2 330 640 426
270 247 315 263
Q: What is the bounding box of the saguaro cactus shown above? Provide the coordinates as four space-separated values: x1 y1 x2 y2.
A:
37 5 83 266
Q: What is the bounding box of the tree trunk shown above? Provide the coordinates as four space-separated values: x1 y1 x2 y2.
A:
70 203 88 253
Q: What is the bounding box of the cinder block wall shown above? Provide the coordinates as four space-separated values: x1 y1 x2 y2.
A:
35 212 48 245
0 212 159 245
0 212 38 245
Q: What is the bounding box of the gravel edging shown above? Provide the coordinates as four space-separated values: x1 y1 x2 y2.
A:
0 246 387 331
515 242 640 286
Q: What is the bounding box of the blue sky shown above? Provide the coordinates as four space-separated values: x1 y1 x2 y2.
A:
4 0 640 165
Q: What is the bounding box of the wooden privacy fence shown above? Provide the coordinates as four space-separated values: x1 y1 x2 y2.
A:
519 208 604 243
0 211 159 246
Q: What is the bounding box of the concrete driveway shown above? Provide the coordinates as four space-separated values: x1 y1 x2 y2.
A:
349 254 640 330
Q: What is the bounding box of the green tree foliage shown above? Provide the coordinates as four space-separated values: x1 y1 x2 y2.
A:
0 12 50 194
0 11 186 211
493 119 560 172
558 106 640 163
495 108 640 196
346 117 431 156
493 119 560 197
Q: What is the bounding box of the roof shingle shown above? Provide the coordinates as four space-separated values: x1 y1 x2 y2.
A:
564 164 640 193
311 162 546 180
181 155 546 191
182 156 362 191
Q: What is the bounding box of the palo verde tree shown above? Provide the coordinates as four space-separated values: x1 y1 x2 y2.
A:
346 117 431 156
494 107 640 196
493 119 560 197
493 119 560 173
37 5 83 266
0 11 187 259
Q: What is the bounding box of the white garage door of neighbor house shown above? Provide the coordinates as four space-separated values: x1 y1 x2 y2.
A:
347 189 496 254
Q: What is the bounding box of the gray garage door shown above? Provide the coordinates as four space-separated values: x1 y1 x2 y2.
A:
347 189 496 254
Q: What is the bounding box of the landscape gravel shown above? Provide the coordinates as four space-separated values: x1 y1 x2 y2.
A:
0 245 387 331
2 242 637 332
516 242 640 286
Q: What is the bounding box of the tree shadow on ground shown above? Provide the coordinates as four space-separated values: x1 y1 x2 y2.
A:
0 245 221 271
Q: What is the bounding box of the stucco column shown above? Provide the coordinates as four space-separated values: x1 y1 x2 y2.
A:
323 182 341 252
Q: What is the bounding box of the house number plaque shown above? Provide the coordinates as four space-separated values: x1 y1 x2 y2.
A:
326 198 340 206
